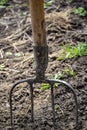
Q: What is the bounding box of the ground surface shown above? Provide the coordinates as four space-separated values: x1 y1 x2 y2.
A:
0 0 87 130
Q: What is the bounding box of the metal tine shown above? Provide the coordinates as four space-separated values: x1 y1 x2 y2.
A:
9 79 33 129
47 79 78 126
29 82 34 122
50 83 57 130
9 78 78 129
9 88 13 128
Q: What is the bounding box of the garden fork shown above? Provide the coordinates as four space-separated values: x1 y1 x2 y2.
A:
9 0 78 129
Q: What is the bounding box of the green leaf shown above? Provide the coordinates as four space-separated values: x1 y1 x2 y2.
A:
14 52 23 57
44 0 53 8
0 0 8 6
0 64 5 71
57 42 87 61
41 72 64 91
5 51 12 56
73 7 87 17
53 71 63 79
78 42 87 56
63 68 76 77
41 83 50 91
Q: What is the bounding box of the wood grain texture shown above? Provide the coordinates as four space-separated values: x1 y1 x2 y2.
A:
29 0 47 46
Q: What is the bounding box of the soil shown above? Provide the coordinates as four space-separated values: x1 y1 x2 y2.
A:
0 0 87 130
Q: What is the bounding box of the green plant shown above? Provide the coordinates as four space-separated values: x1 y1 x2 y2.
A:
63 68 76 77
41 71 63 91
73 7 87 17
69 0 74 3
78 42 87 56
5 51 12 56
23 3 29 8
0 64 5 71
41 83 50 91
41 67 76 91
0 0 8 6
57 42 87 60
44 0 53 8
14 52 23 57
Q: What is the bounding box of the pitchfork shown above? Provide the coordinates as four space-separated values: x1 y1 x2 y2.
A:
9 0 78 129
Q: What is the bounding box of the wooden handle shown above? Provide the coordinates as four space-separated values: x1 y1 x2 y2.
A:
29 0 47 46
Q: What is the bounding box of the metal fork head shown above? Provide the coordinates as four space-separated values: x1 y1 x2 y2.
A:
9 77 78 130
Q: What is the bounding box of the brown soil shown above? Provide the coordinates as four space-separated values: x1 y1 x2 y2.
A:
0 0 87 130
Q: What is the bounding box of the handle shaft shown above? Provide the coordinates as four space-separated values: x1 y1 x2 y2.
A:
29 0 47 46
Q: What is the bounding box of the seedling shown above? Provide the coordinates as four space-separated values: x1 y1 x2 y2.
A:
5 51 13 56
73 7 87 17
63 68 76 77
23 3 29 8
41 83 50 91
0 64 5 71
0 0 8 6
57 42 87 60
14 52 23 57
41 67 76 91
41 71 63 91
69 0 74 3
5 51 23 57
78 42 87 56
44 0 53 8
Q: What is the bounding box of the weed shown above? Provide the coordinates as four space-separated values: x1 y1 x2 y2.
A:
14 52 23 57
41 42 87 91
73 7 87 17
63 68 76 77
69 0 74 3
41 71 63 91
0 0 8 6
5 51 12 56
57 42 87 60
40 83 50 91
23 3 29 8
0 64 5 71
78 42 87 56
44 0 53 8
41 67 76 91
